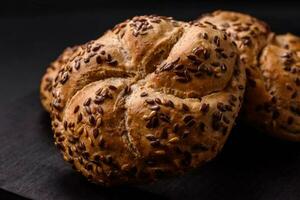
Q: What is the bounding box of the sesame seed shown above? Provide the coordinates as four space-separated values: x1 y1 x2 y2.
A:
187 55 197 61
150 140 160 147
281 52 292 58
73 106 80 114
55 132 62 137
212 111 223 121
182 103 190 112
60 72 69 84
96 118 102 127
217 102 227 112
155 98 162 104
106 54 112 62
108 85 117 90
84 98 92 106
93 129 99 138
149 105 160 111
166 100 174 108
64 121 68 130
175 71 186 77
159 113 170 123
83 57 90 63
242 36 252 46
74 61 80 70
85 106 92 115
214 36 220 47
173 123 179 133
124 85 131 94
121 164 130 171
145 134 156 141
94 96 105 104
161 63 174 71
200 103 210 113
201 32 208 40
174 64 184 70
182 130 190 139
168 137 179 144
89 116 96 126
146 116 159 129
78 127 84 135
97 106 104 115
203 50 210 60
175 76 189 83
292 91 298 99
77 113 83 123
92 46 100 52
145 99 155 105
99 135 105 148
108 60 118 66
58 136 65 142
154 150 166 156
95 88 103 95
183 115 194 123
140 92 148 97
211 62 220 67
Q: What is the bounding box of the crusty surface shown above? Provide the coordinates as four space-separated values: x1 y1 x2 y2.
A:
275 33 300 51
43 15 246 186
198 11 272 103
199 11 300 141
40 46 80 112
198 10 271 70
245 34 300 141
198 10 271 116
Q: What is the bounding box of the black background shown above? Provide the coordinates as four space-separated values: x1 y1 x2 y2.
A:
1 0 300 199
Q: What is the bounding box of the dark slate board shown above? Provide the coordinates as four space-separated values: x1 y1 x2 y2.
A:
1 1 300 199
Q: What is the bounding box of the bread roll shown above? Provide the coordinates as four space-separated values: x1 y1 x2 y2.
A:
40 15 246 185
246 34 300 141
199 10 300 141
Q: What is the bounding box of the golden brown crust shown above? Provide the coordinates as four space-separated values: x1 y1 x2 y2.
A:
145 23 237 99
275 33 300 51
41 15 246 185
40 46 80 112
198 10 271 68
198 10 300 141
198 11 272 94
245 34 300 141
